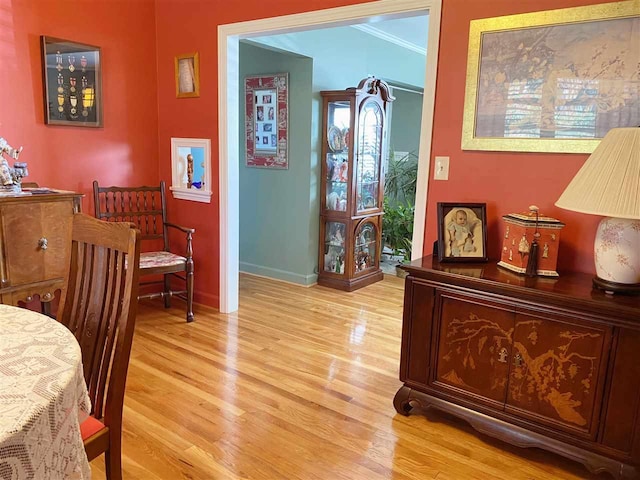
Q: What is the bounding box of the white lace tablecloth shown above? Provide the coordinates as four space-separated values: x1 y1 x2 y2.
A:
0 305 91 479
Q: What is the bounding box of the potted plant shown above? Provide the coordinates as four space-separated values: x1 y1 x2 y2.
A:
386 152 417 199
382 151 418 274
382 198 414 262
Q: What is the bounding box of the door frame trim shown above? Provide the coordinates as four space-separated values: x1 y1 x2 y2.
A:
218 0 442 312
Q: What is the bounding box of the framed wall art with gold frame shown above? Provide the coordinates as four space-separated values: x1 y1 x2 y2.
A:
175 52 200 98
461 1 639 154
41 36 102 127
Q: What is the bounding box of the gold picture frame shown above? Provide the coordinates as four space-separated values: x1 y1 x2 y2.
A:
461 1 639 154
175 52 200 98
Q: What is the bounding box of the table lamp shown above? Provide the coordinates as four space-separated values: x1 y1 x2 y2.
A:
555 127 640 294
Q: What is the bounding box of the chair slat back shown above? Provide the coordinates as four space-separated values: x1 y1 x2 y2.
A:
93 181 169 250
58 214 141 423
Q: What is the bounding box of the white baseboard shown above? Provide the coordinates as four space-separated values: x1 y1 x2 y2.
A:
239 262 318 286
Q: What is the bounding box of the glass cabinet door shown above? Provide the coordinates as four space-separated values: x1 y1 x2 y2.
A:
354 221 377 273
356 100 383 213
325 101 351 213
324 221 346 274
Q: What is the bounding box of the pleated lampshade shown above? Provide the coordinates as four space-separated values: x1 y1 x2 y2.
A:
556 128 640 219
555 127 640 294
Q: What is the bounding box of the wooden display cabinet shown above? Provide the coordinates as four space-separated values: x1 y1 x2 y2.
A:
318 77 394 291
394 255 640 479
0 191 82 312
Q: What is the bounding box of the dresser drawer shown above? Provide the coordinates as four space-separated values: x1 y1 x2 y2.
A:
0 200 74 287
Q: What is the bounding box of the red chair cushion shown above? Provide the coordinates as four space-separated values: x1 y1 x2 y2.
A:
80 415 107 440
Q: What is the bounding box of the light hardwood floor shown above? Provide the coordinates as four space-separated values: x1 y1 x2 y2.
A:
90 273 605 479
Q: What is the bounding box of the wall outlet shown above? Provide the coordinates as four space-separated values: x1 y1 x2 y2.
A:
434 156 449 180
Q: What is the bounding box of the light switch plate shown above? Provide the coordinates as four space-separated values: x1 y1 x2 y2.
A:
434 156 449 180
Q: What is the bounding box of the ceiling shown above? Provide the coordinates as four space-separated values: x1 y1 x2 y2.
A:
352 15 429 56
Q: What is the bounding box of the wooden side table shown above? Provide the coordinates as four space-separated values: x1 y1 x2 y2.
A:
0 191 82 313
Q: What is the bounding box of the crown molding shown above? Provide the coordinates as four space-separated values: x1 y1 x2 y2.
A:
351 23 426 56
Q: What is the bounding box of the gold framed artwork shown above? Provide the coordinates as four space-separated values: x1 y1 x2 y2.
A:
461 1 639 154
175 52 200 98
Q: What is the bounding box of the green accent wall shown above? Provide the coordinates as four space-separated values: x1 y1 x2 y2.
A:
240 28 427 286
252 28 428 192
239 42 316 285
389 88 424 158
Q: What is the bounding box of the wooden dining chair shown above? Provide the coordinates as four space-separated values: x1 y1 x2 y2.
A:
93 180 195 322
58 213 141 480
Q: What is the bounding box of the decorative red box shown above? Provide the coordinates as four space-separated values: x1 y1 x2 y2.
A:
497 210 565 277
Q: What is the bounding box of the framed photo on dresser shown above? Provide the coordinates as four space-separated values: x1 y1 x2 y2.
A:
41 36 102 127
437 202 488 263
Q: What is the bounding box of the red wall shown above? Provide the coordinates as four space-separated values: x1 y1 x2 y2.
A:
154 0 614 308
0 0 159 213
4 0 614 310
425 0 621 274
154 0 370 307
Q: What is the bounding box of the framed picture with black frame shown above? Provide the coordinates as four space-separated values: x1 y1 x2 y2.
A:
437 202 488 262
41 36 102 127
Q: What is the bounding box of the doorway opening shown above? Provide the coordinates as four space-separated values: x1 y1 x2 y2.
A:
219 0 442 313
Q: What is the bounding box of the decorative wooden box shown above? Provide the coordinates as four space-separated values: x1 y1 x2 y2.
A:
497 209 564 277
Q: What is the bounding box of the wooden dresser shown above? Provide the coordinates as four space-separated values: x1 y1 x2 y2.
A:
395 255 640 479
0 192 82 310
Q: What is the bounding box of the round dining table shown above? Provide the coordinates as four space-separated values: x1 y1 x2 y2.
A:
0 304 92 479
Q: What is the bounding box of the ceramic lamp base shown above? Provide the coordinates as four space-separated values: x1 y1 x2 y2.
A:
593 217 640 295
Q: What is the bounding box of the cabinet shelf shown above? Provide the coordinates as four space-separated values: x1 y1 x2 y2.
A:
325 242 345 248
355 240 375 248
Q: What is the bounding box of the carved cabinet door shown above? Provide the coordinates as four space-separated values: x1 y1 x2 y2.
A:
506 311 612 439
432 292 514 408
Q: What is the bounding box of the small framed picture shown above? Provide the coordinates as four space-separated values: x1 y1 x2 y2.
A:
175 52 200 98
437 203 488 262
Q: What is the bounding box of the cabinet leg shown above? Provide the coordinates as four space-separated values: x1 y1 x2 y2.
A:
393 386 414 415
618 463 639 479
